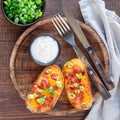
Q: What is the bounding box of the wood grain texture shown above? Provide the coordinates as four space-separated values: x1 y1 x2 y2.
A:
0 0 120 120
9 18 103 115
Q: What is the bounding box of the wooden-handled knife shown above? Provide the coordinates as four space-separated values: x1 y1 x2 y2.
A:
73 46 111 100
62 0 114 90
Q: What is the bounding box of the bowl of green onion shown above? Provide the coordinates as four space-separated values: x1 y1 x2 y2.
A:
1 0 45 26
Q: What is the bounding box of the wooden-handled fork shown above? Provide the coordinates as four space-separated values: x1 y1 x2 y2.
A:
51 14 111 100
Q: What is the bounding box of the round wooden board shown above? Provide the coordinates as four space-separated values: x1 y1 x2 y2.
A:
9 18 109 116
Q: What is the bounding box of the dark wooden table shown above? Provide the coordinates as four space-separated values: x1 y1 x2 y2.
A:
0 0 120 120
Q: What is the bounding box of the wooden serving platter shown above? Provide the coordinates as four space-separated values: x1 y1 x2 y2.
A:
9 18 109 116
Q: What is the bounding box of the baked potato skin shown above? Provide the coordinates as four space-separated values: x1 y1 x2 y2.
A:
62 58 93 110
26 65 64 113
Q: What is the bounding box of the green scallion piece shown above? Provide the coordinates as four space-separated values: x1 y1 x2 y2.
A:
4 0 44 24
76 73 83 79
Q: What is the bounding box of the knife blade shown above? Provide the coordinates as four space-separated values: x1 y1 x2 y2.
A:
62 0 114 90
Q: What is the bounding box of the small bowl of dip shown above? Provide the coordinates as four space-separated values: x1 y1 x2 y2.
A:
30 34 60 66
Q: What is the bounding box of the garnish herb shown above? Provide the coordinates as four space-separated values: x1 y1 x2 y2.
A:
4 0 44 24
37 87 54 93
37 88 44 93
56 81 62 88
68 62 74 68
68 93 76 99
45 68 53 74
46 87 54 93
73 83 79 87
27 93 38 99
81 103 86 107
80 86 84 91
77 89 81 94
36 96 46 105
76 73 83 79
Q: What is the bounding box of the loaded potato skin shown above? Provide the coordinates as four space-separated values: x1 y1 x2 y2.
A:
62 58 93 110
26 65 64 113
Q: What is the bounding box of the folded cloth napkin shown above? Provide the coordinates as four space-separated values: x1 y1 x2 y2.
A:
79 0 120 120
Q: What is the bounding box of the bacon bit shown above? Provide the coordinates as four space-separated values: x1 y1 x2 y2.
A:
75 89 79 94
73 66 82 74
53 86 58 90
45 97 49 102
36 91 42 96
43 74 49 80
68 80 73 86
74 78 80 83
49 96 53 102
51 74 58 81
82 71 85 75
45 96 53 103
73 66 79 72
67 76 71 81
38 85 44 89
69 87 74 92
45 83 50 88
33 84 38 89
42 103 47 107
69 72 75 78
33 82 37 85
75 95 84 103
38 107 42 112
65 73 69 78
69 84 74 89
80 83 84 86
41 80 47 86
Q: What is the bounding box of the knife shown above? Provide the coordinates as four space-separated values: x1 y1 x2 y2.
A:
73 45 111 100
52 14 111 100
62 0 114 90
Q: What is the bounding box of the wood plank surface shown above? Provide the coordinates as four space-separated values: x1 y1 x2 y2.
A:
0 0 120 120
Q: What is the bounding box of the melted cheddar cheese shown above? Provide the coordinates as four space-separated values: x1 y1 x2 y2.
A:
26 65 64 113
62 58 93 110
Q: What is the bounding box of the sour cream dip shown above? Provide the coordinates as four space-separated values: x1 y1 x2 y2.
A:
30 35 60 65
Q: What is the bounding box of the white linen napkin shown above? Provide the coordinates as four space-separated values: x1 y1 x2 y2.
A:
79 0 120 120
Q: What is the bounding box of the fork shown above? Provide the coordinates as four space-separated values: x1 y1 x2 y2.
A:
51 14 111 100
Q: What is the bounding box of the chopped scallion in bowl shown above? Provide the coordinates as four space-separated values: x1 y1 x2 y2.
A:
2 0 45 26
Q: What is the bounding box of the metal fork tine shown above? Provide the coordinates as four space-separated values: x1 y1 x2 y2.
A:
55 14 68 33
57 14 71 31
52 16 65 36
51 18 63 36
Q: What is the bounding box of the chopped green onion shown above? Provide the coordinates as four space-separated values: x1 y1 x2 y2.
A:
80 86 84 91
68 93 76 99
4 0 44 24
73 83 79 87
14 17 19 23
76 73 83 79
36 96 46 105
81 103 86 107
45 68 53 73
27 93 38 99
56 81 62 88
27 94 35 99
77 89 81 94
37 88 44 93
46 87 54 93
67 62 74 68
50 92 54 96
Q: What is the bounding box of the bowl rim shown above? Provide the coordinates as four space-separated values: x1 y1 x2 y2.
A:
1 0 46 27
29 33 61 66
